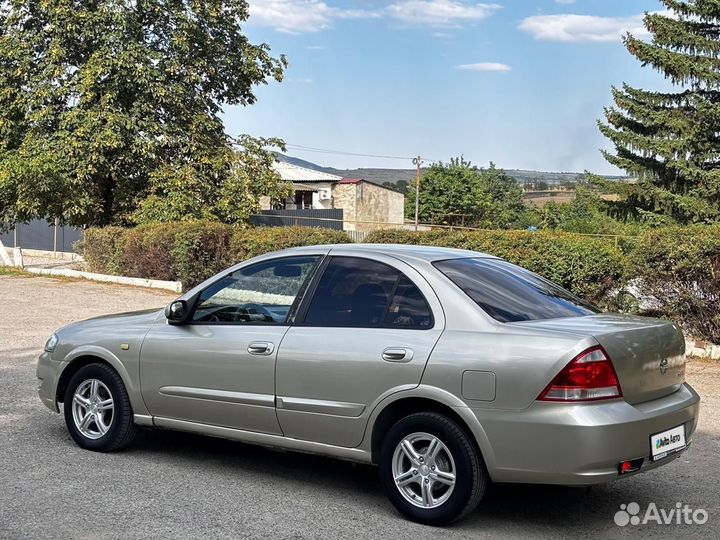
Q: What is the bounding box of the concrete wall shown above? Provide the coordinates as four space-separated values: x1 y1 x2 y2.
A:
259 196 272 211
312 186 333 209
333 182 405 232
332 184 358 230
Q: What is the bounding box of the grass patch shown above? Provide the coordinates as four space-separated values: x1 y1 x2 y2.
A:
0 266 32 277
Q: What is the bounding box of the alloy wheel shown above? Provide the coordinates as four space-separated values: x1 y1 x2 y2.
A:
71 378 114 440
391 431 456 509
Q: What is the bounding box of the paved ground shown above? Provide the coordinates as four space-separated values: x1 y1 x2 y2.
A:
1 275 718 539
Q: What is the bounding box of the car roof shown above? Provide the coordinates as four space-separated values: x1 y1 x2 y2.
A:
276 243 498 263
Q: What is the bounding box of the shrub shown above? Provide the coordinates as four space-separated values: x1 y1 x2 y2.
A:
230 226 350 261
83 223 351 290
82 226 128 275
117 221 235 286
365 228 627 307
630 226 720 342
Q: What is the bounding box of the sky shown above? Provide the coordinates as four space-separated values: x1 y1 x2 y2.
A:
223 0 671 173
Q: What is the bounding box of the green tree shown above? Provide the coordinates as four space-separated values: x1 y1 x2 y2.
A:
134 135 292 225
406 158 535 229
541 186 620 234
382 179 409 193
598 0 720 224
0 1 287 229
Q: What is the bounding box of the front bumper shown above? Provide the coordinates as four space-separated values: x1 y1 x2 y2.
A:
36 351 66 413
474 382 700 485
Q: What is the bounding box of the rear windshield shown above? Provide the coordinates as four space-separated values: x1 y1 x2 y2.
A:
433 258 598 323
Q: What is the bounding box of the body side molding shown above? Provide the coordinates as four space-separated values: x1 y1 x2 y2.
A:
158 386 275 407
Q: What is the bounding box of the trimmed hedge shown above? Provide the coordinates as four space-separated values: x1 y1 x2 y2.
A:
82 222 720 342
80 226 127 276
629 225 720 343
83 222 350 290
364 229 627 307
231 226 352 260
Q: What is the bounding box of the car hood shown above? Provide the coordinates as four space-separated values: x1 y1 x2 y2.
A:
59 308 164 334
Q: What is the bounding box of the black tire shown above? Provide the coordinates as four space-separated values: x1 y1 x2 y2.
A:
63 363 137 452
379 412 486 525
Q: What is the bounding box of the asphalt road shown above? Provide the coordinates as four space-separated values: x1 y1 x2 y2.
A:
1 275 718 539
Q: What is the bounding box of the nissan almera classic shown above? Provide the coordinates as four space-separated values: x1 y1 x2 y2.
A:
37 244 699 525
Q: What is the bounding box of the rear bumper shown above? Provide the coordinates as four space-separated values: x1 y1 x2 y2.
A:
473 383 700 485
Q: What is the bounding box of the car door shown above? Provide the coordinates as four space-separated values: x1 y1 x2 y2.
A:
275 251 445 447
140 255 322 434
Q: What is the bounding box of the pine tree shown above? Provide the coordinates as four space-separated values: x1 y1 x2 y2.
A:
599 0 720 224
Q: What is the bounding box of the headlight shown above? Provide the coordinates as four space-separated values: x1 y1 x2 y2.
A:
44 333 58 353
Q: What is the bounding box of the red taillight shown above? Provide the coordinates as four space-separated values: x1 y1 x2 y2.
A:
538 346 622 402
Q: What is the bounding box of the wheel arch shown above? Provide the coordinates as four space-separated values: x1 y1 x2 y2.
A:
57 347 144 414
366 388 497 474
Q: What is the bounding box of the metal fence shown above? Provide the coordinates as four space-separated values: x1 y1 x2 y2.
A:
0 220 83 252
344 230 371 242
250 209 344 230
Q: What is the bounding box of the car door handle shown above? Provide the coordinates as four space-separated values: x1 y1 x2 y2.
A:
382 348 413 362
247 342 274 356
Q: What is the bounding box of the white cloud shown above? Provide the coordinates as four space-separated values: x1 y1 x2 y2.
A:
387 1 500 26
456 62 511 72
518 13 649 42
554 0 576 4
248 1 378 34
248 1 500 33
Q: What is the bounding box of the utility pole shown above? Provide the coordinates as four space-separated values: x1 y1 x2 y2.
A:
413 156 423 231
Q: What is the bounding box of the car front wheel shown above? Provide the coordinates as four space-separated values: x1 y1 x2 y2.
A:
63 363 137 452
379 412 486 525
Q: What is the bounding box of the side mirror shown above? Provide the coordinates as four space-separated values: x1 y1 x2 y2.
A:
165 300 189 325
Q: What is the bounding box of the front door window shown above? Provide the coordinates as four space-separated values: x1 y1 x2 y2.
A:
192 256 320 324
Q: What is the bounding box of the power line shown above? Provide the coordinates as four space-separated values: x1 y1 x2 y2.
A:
285 143 439 163
231 136 440 163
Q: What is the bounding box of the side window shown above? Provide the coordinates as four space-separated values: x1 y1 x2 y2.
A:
385 275 433 328
192 256 320 324
303 257 433 329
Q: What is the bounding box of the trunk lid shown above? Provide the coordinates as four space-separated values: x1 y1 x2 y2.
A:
510 314 686 404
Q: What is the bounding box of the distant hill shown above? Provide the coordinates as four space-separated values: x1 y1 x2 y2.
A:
274 153 627 188
506 169 626 184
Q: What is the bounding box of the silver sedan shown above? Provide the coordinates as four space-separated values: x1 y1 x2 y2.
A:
37 244 700 525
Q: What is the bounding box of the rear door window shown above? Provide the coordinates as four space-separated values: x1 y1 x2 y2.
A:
384 275 433 328
433 257 598 322
302 257 433 328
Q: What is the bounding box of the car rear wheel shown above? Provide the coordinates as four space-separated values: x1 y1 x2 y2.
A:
63 363 137 452
379 412 486 525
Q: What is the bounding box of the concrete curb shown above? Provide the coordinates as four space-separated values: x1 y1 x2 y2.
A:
21 248 84 261
25 267 182 293
2 247 84 262
686 338 720 360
